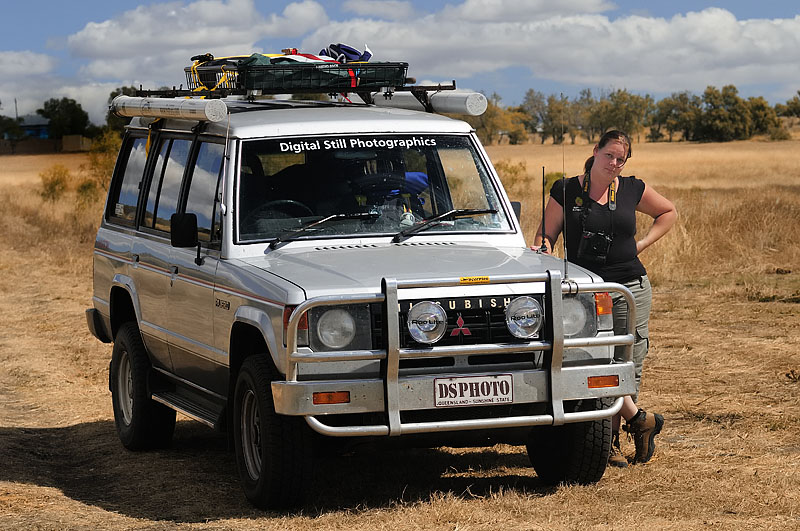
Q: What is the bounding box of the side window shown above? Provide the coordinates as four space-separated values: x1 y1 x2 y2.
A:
143 138 192 233
185 142 224 243
108 136 147 225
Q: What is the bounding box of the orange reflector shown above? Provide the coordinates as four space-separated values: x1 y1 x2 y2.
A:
588 375 619 388
594 292 613 315
283 306 308 330
313 391 350 405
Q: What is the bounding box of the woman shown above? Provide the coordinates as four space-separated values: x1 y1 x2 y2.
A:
534 130 677 467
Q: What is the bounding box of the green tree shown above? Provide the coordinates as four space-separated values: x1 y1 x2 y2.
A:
606 89 650 140
746 96 780 136
646 97 675 142
778 90 800 117
665 91 702 141
36 97 89 139
587 95 614 139
503 106 530 144
0 115 25 153
574 89 597 142
541 94 569 144
699 85 752 141
520 89 547 143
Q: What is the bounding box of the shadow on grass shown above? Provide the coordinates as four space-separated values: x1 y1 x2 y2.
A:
0 419 558 522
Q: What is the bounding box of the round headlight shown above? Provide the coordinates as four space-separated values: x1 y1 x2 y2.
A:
505 296 543 339
407 301 448 344
562 296 589 337
316 308 356 349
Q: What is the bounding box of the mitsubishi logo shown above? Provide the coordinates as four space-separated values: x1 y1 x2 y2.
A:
450 314 472 336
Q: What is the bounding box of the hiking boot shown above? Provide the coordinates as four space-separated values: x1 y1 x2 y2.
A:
608 431 628 468
624 409 664 464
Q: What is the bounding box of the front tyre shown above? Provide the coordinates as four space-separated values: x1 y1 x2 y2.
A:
526 398 612 485
110 322 176 449
233 356 313 509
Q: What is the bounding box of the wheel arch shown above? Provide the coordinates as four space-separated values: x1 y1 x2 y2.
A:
109 278 139 338
227 318 280 437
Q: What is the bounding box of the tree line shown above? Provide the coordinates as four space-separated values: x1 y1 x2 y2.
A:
3 84 800 146
464 85 800 145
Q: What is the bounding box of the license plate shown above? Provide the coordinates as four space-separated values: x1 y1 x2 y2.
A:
434 374 513 407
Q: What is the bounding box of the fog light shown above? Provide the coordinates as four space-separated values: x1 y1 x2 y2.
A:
505 296 543 339
407 301 447 344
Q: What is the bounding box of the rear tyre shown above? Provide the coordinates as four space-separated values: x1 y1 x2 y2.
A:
110 322 176 449
526 398 612 485
233 356 313 509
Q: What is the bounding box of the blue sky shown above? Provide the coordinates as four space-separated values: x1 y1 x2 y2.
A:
2 1 798 124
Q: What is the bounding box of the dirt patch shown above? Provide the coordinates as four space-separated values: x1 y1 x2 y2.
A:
1 151 799 530
0 153 89 186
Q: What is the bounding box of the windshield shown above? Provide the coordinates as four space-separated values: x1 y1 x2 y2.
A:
236 134 511 242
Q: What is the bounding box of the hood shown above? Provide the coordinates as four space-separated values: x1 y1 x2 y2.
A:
243 241 596 298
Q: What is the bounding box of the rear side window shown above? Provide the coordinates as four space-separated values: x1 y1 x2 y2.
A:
185 142 224 243
108 137 147 225
143 138 192 233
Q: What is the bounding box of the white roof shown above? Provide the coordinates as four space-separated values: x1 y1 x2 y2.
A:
205 101 474 138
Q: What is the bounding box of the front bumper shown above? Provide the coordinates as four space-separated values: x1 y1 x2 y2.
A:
272 270 637 436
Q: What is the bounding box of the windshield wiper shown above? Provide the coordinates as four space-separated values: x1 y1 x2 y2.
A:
391 208 497 243
269 212 379 249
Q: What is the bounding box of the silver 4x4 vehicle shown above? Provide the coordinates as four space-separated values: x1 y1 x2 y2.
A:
87 61 636 509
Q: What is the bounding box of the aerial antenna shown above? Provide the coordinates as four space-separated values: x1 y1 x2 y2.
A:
560 93 569 280
538 166 547 253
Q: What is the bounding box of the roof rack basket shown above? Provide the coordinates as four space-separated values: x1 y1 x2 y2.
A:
135 57 464 112
186 61 409 95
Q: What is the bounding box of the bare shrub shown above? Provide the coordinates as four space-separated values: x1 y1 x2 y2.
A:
82 129 122 191
75 178 100 210
493 159 527 188
769 125 791 141
39 164 70 202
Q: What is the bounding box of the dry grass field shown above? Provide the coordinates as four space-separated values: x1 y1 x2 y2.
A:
1 140 799 530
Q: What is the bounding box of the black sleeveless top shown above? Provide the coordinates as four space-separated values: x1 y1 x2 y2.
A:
550 175 647 283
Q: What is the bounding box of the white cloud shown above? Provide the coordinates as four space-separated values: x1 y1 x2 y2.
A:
0 51 57 77
342 0 416 21
68 0 328 81
440 0 616 22
6 3 800 124
303 7 800 99
0 52 59 119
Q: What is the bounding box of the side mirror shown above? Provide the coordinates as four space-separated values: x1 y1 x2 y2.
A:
170 213 199 248
510 201 522 223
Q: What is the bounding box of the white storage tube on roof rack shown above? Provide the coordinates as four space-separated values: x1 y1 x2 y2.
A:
371 91 487 116
110 95 228 122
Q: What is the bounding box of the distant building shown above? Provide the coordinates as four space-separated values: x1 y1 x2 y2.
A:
19 114 49 139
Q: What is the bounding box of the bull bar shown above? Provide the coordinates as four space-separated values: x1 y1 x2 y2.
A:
271 270 637 437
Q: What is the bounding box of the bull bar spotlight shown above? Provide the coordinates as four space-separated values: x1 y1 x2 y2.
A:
407 301 448 344
505 296 543 339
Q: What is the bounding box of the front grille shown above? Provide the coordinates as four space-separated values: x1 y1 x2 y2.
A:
370 295 546 369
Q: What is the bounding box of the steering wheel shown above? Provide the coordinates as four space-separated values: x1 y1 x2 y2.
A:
243 200 314 226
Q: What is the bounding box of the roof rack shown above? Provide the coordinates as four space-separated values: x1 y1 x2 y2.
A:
136 58 461 112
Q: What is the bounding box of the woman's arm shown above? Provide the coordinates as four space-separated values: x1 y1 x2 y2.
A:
533 197 565 254
635 184 677 254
